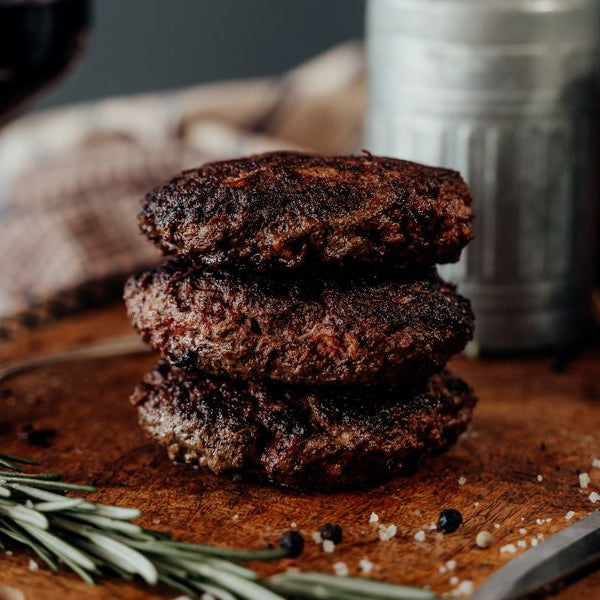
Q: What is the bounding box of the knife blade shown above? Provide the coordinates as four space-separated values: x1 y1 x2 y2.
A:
473 511 600 600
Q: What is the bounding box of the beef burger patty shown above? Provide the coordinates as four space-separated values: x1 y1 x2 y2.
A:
132 361 476 489
139 152 473 272
124 260 474 387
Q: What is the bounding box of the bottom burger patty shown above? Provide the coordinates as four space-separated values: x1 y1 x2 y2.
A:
132 361 476 489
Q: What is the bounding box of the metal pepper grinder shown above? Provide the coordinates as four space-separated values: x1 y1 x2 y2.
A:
366 0 600 351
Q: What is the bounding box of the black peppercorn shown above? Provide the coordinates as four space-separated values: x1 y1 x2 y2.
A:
437 509 463 533
279 530 305 557
320 523 342 544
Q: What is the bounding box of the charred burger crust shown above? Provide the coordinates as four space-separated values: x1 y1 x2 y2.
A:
132 361 477 490
124 260 474 387
139 151 473 272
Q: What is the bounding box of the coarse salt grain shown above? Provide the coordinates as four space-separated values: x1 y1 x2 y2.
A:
565 511 576 521
517 540 527 548
592 458 600 469
494 523 501 529
359 558 374 574
536 518 543 525
323 540 335 553
312 531 323 544
580 473 591 489
545 518 552 523
439 566 447 574
500 544 517 554
232 514 239 521
519 528 527 535
428 522 437 530
449 576 459 586
290 521 297 528
589 491 600 504
531 538 539 547
414 530 426 542
5 550 13 556
446 560 456 570
28 559 38 571
474 502 480 507
378 524 397 541
369 512 379 524
458 476 467 486
333 562 349 576
537 474 543 482
454 581 474 596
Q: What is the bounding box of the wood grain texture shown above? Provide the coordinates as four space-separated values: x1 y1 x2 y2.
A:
0 303 599 599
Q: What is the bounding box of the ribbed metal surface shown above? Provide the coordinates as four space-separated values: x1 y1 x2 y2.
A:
366 0 599 350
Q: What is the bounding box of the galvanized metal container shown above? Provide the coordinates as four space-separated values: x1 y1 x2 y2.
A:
366 0 600 351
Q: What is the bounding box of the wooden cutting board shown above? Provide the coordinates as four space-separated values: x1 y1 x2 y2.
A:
0 303 599 599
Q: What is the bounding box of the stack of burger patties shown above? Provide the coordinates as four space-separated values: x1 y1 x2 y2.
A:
125 152 476 490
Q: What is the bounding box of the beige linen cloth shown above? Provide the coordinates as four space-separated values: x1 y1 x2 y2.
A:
0 44 365 339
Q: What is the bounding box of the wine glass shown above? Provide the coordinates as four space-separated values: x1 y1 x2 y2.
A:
0 0 91 127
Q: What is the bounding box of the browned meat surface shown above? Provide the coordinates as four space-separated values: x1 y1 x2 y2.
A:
139 152 473 273
132 361 476 489
124 260 474 387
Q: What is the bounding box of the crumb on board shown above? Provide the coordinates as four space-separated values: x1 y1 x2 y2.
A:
476 531 493 548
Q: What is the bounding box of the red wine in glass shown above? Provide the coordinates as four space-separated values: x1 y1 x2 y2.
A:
0 0 91 126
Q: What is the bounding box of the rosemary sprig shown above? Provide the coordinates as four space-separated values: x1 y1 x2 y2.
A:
0 452 440 599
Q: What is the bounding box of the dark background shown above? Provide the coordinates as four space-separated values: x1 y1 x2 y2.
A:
39 0 365 109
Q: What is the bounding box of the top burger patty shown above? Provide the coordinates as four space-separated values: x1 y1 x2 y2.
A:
139 152 473 272
124 260 474 387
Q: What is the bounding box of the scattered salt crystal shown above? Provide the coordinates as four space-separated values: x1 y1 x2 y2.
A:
5 550 13 556
323 540 335 553
312 531 323 544
369 512 379 524
28 559 38 572
476 531 493 548
531 538 539 547
439 566 447 574
458 476 467 486
290 521 297 529
537 533 544 540
500 544 517 554
537 474 543 482
454 581 474 596
494 523 501 529
592 458 600 469
232 514 239 521
449 576 459 586
474 501 480 507
545 518 552 523
589 491 600 504
519 528 527 535
333 562 349 576
536 518 543 525
378 524 397 541
359 557 374 574
565 511 576 521
428 522 437 530
25 500 33 509
414 530 426 542
580 473 591 489
152 518 161 525
517 540 527 548
446 560 456 570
